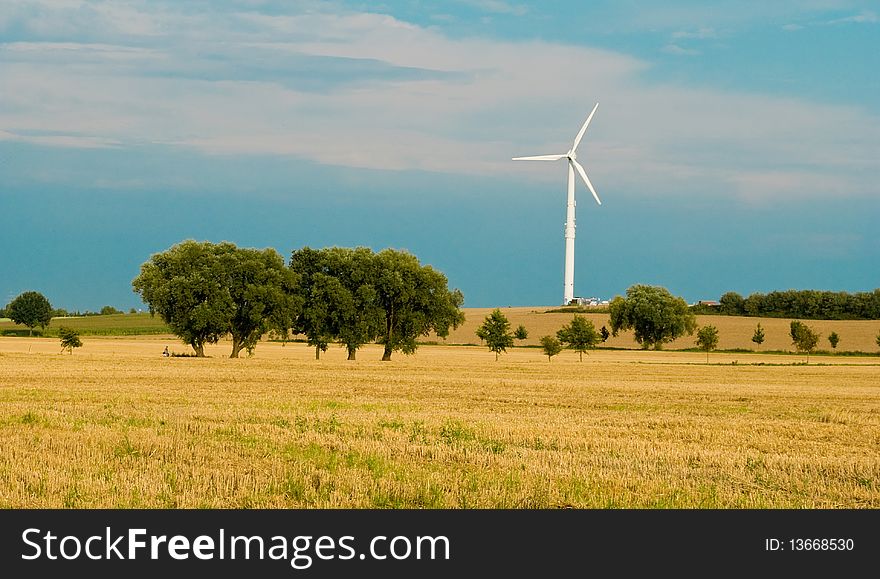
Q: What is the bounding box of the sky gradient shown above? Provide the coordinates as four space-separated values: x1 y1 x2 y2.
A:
2 0 878 310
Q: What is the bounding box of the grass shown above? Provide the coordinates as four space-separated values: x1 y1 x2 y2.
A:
0 338 877 508
0 313 171 337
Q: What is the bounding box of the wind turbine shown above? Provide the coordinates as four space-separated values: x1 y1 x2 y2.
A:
513 103 601 306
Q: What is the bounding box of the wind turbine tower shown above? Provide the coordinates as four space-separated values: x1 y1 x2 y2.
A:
513 103 601 306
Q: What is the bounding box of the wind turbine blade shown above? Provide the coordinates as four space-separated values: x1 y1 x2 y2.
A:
512 154 566 161
571 102 599 153
572 159 601 205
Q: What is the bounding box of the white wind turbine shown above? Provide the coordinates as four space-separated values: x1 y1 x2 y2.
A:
513 103 601 306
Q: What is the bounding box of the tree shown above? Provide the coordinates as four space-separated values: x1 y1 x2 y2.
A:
599 325 610 343
751 323 765 346
608 285 697 349
372 248 465 361
322 247 386 360
718 292 745 316
58 327 82 354
100 305 122 315
218 245 301 358
540 335 563 361
828 332 840 350
289 247 337 359
513 324 529 341
696 325 719 363
133 240 299 358
476 309 515 360
790 320 820 363
875 330 880 350
556 314 600 361
289 247 385 360
7 291 53 336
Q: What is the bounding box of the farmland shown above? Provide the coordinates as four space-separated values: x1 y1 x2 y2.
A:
0 330 877 508
439 307 880 353
0 313 170 337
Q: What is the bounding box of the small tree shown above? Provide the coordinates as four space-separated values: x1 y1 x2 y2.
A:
476 309 515 361
556 315 600 361
599 325 610 343
751 323 765 346
790 320 819 363
7 291 53 336
58 327 82 354
540 335 563 362
875 330 880 350
100 305 122 315
695 325 719 363
513 324 529 341
827 332 840 350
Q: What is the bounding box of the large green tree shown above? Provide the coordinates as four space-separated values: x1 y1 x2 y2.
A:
556 314 600 361
608 284 697 349
289 247 385 360
373 248 464 361
289 247 335 359
133 240 299 357
7 291 53 336
476 309 514 360
218 246 301 358
323 247 386 360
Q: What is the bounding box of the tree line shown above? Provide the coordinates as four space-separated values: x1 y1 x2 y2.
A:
705 289 880 320
131 240 464 359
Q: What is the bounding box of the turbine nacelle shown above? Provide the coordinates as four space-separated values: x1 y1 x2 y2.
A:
511 102 601 206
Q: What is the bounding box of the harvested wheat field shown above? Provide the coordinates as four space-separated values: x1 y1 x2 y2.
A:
439 307 880 352
0 336 878 508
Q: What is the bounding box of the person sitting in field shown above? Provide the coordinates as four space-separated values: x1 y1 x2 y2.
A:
162 346 170 357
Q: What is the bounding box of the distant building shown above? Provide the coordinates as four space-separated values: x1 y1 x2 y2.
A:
695 300 720 307
571 296 601 306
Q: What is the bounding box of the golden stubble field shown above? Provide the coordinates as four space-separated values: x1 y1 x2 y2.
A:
0 335 878 508
441 307 880 352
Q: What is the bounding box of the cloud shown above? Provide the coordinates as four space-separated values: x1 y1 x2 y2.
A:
827 11 878 24
671 27 716 39
662 44 701 56
455 0 528 16
781 23 804 31
0 1 878 204
0 129 121 149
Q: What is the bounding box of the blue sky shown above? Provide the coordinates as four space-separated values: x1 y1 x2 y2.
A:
1 0 878 310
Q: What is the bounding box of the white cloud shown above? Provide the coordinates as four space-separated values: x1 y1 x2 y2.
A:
827 11 878 24
0 2 878 204
0 129 121 149
781 23 804 31
671 27 716 39
456 0 528 16
662 44 701 56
